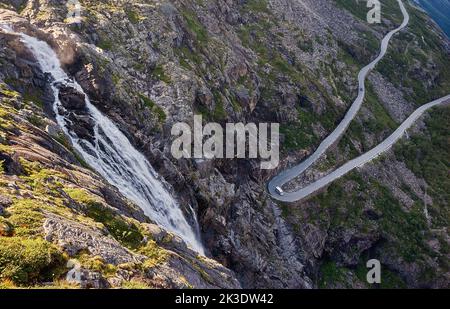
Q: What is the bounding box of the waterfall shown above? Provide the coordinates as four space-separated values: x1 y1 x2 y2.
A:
1 25 204 254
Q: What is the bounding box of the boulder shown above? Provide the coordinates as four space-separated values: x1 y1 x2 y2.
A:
43 215 143 265
0 195 13 208
58 85 86 111
196 87 213 107
142 223 168 243
66 113 95 142
234 87 250 107
66 260 110 289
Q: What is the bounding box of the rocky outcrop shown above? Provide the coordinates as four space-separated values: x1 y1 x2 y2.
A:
58 85 86 111
44 214 142 265
44 215 240 289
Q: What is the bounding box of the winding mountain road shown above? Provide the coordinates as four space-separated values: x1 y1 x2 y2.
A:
268 0 450 202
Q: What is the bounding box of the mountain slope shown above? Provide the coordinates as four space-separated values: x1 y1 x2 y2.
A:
0 0 449 288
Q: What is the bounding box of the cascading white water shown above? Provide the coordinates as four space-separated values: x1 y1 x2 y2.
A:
1 25 204 254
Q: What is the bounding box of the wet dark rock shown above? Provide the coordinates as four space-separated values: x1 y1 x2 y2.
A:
66 113 95 142
5 0 27 11
58 85 86 111
363 206 382 221
195 87 213 108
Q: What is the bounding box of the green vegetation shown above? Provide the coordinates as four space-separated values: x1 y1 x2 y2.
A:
140 240 168 269
182 9 209 44
0 237 67 285
297 38 314 53
191 87 230 121
53 133 90 169
280 113 318 151
377 5 450 104
335 0 403 24
6 200 46 237
152 65 171 84
394 106 450 219
125 8 141 24
319 260 348 288
308 163 443 286
27 114 46 128
363 85 397 133
87 203 144 250
23 88 44 107
378 268 407 288
280 103 338 152
334 0 369 21
241 0 270 14
77 254 117 277
0 66 179 289
21 159 65 194
65 188 144 250
312 11 450 281
337 35 378 69
3 77 44 107
97 38 114 51
138 94 167 123
236 9 347 153
212 90 227 120
0 85 20 99
336 82 397 155
121 279 151 289
176 45 202 70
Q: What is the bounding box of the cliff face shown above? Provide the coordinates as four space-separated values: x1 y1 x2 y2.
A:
0 0 449 288
0 12 240 288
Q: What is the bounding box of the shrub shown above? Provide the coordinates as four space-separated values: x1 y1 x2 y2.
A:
86 202 144 250
0 237 67 285
7 200 45 237
152 65 171 84
125 8 140 24
121 279 151 289
139 240 168 269
138 94 167 123
78 254 117 277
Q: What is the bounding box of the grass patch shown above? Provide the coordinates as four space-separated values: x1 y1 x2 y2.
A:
125 8 141 24
138 94 167 123
65 188 144 250
0 237 67 285
152 65 171 84
181 9 209 44
139 240 168 269
319 260 348 288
